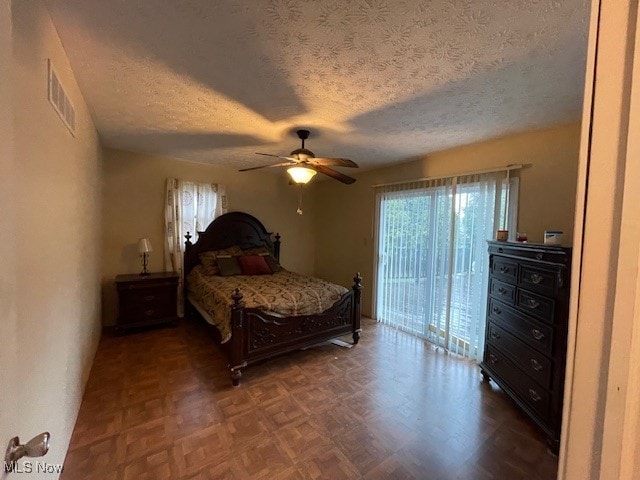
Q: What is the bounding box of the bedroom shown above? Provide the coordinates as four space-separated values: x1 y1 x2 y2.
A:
1 0 639 479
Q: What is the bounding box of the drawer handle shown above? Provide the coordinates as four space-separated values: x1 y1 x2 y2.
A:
529 388 542 402
490 331 501 340
526 299 540 309
489 353 499 364
531 328 545 341
536 253 543 260
492 306 502 315
530 358 543 371
499 266 509 273
530 273 543 284
144 309 155 317
497 287 507 295
497 248 504 253
144 295 155 301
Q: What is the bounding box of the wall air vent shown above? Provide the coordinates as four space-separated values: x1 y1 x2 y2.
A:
47 59 76 136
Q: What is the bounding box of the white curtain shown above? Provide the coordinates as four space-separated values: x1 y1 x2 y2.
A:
165 178 228 315
375 171 518 361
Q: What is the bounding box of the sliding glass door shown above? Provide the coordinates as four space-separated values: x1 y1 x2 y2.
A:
375 172 517 360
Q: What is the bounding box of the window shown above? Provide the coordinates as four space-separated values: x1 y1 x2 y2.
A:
164 178 228 315
374 171 518 360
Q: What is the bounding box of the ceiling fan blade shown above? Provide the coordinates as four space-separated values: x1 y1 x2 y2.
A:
312 164 357 184
309 157 359 168
256 152 297 161
239 162 292 172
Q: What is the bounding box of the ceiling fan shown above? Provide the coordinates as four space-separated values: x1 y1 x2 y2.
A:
239 129 358 185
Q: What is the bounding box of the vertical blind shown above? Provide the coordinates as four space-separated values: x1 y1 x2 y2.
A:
374 171 518 361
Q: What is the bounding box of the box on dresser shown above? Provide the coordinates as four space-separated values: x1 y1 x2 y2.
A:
480 241 571 453
115 272 179 332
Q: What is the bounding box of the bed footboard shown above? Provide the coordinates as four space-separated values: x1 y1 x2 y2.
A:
228 273 363 386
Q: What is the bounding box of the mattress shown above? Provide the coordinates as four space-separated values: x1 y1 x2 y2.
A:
187 265 349 343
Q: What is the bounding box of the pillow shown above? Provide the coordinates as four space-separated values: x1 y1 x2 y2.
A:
238 255 273 275
264 255 283 273
199 246 243 274
242 246 270 256
216 256 242 276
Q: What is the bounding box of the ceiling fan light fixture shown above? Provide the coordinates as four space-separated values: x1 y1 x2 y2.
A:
287 166 316 184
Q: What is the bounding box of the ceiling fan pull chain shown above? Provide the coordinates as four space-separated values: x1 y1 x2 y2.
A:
297 185 304 215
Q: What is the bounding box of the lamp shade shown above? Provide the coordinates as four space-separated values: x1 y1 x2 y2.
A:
287 166 317 184
138 238 153 254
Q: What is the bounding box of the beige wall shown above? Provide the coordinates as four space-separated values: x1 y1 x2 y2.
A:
101 149 316 325
312 122 581 317
1 0 103 476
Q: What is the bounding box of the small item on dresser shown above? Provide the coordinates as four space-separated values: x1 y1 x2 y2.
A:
544 230 563 245
496 229 509 241
516 232 528 242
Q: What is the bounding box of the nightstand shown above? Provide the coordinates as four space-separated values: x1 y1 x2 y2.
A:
115 272 179 332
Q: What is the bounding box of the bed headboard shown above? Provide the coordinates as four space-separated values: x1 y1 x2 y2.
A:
183 211 280 277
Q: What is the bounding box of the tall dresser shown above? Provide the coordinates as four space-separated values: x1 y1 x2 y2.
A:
480 241 571 451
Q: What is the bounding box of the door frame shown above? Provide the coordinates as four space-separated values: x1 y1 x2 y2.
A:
559 0 640 478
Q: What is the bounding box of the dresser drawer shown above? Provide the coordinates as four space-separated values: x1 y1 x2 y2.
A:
489 278 516 305
518 264 560 296
488 243 571 266
487 322 553 389
484 345 551 422
516 289 555 323
491 257 517 282
488 298 553 355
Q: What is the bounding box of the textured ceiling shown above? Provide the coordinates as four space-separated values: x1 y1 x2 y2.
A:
46 0 589 171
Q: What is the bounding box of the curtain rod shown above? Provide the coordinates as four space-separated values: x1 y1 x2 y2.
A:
371 164 527 189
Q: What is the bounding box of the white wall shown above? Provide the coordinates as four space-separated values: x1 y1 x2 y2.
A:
0 1 102 477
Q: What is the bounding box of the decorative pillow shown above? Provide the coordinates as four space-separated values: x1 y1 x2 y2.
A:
216 256 242 276
238 255 273 275
242 246 270 256
264 255 283 273
199 246 243 274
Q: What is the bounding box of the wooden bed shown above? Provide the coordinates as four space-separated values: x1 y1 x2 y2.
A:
183 211 362 386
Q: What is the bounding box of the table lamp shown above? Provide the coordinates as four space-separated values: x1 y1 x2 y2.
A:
138 238 153 276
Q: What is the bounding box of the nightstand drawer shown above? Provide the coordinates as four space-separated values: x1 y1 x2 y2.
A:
119 291 176 320
119 285 176 304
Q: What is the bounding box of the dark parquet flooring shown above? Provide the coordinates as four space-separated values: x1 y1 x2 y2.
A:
61 317 558 480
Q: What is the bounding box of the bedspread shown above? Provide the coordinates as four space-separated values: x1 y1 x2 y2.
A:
187 265 349 343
